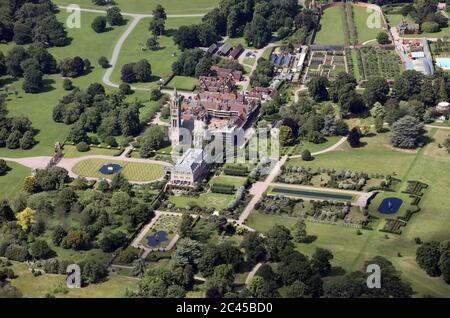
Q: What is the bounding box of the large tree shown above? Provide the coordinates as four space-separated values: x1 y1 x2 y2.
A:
391 115 425 149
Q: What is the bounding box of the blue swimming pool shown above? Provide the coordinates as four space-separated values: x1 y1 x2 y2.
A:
436 58 450 70
378 197 403 215
271 188 354 201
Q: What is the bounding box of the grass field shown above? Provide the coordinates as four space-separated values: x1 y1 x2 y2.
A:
72 159 165 182
110 16 203 88
0 11 129 158
315 5 346 45
352 5 384 44
165 76 198 91
53 0 219 14
63 145 122 158
282 136 342 156
252 127 450 297
209 175 248 188
0 162 29 200
168 192 234 210
10 262 138 298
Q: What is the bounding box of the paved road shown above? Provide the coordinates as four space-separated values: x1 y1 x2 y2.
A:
59 5 203 97
289 136 348 159
237 155 288 225
245 262 263 285
0 156 52 169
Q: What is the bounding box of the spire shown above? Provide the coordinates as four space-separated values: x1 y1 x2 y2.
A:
173 87 178 98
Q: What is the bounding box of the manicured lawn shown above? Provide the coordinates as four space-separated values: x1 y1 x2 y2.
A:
282 136 342 156
110 16 203 88
209 175 248 188
53 0 219 14
63 145 122 158
315 5 346 45
168 192 234 210
353 5 384 44
10 262 138 298
165 76 198 92
0 11 129 158
287 131 417 177
0 162 30 200
72 159 165 182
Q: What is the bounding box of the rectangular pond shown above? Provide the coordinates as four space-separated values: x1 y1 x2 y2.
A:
271 188 354 201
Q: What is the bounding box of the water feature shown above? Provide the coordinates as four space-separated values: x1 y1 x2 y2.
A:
378 197 403 215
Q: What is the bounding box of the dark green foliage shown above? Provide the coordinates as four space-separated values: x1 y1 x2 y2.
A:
391 115 425 149
91 16 107 33
29 240 55 260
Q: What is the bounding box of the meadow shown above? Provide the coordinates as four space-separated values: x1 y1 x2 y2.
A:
314 5 346 45
53 0 219 15
0 162 30 200
109 16 203 88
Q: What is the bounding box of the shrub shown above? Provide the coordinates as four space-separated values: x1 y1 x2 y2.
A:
76 142 90 152
119 83 132 95
91 16 107 33
302 149 313 161
104 136 118 147
63 78 73 90
98 56 110 68
421 21 440 33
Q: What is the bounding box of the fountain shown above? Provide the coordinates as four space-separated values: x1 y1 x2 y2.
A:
146 231 168 247
378 197 403 215
99 163 123 175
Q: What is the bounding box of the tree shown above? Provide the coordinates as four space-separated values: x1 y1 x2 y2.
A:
98 56 110 68
207 264 234 295
82 260 107 284
179 214 194 238
63 78 73 90
307 76 329 102
286 280 308 298
52 226 67 246
106 7 125 26
246 276 266 298
98 230 126 252
22 60 43 93
119 105 140 136
279 125 294 146
244 14 271 48
416 241 441 276
0 160 10 176
0 200 14 224
376 32 391 44
20 131 35 150
240 231 266 264
91 16 107 33
132 257 147 278
149 5 167 36
149 87 162 101
347 127 361 148
302 149 313 161
170 238 202 269
29 240 55 260
439 242 450 283
62 230 91 250
146 37 159 51
265 224 294 261
293 218 308 243
139 125 165 157
278 249 312 285
6 131 22 149
391 115 425 149
133 59 152 82
121 63 136 83
363 78 390 107
393 70 424 101
311 248 333 276
16 207 36 232
5 46 28 77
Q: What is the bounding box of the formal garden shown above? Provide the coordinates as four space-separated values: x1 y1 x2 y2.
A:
139 214 180 249
254 194 365 228
277 165 400 192
303 50 347 83
348 47 401 81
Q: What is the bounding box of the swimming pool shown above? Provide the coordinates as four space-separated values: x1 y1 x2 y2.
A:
436 58 450 70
